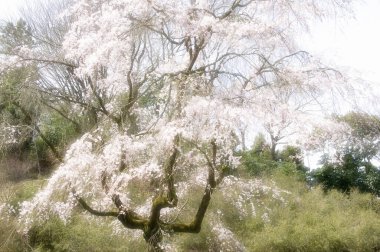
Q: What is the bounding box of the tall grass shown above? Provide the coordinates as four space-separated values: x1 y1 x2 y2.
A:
1 168 380 251
236 173 380 251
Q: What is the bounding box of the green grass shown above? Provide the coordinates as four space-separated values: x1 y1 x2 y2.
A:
1 167 380 251
27 216 146 252
237 177 380 252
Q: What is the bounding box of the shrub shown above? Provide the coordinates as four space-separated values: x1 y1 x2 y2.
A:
312 153 380 196
26 216 145 252
240 186 380 251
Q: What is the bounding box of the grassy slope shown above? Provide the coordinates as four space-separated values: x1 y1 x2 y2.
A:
1 170 380 251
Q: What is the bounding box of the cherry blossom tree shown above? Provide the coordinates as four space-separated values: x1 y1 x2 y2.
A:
12 0 355 250
250 85 316 160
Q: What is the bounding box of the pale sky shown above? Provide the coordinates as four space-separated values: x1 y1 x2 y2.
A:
303 0 380 83
309 0 380 115
0 0 26 21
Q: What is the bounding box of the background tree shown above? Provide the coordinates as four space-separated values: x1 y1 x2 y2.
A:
336 112 380 161
241 134 308 179
1 0 105 134
0 20 64 176
312 152 380 195
308 112 380 195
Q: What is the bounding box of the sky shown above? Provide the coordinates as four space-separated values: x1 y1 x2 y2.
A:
308 0 380 115
303 0 380 83
0 0 26 21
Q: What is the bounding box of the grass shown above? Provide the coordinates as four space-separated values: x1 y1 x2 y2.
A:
1 167 380 251
27 216 146 252
236 174 380 252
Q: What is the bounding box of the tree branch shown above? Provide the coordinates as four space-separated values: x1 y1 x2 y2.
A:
148 136 180 232
112 194 148 230
162 140 218 233
76 196 119 217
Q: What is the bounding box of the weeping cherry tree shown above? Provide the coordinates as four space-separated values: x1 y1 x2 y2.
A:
7 0 355 250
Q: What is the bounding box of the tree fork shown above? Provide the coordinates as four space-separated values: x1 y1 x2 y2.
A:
75 139 223 250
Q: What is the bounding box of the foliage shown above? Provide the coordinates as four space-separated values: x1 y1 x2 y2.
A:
0 19 33 53
311 152 380 196
336 112 380 161
32 112 80 168
307 112 380 163
0 60 38 156
0 217 25 252
241 134 275 176
2 158 380 251
240 186 380 252
0 178 46 251
27 216 143 252
0 19 65 165
306 112 380 196
241 134 308 180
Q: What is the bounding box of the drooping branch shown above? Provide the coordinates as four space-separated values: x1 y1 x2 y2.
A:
74 190 148 230
40 99 82 133
75 196 119 217
0 51 78 69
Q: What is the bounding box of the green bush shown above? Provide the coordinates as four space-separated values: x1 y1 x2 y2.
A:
241 135 308 180
0 215 27 252
240 134 279 176
27 216 146 252
311 153 380 196
0 179 46 252
177 225 212 251
33 113 79 166
239 186 380 252
8 180 46 211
